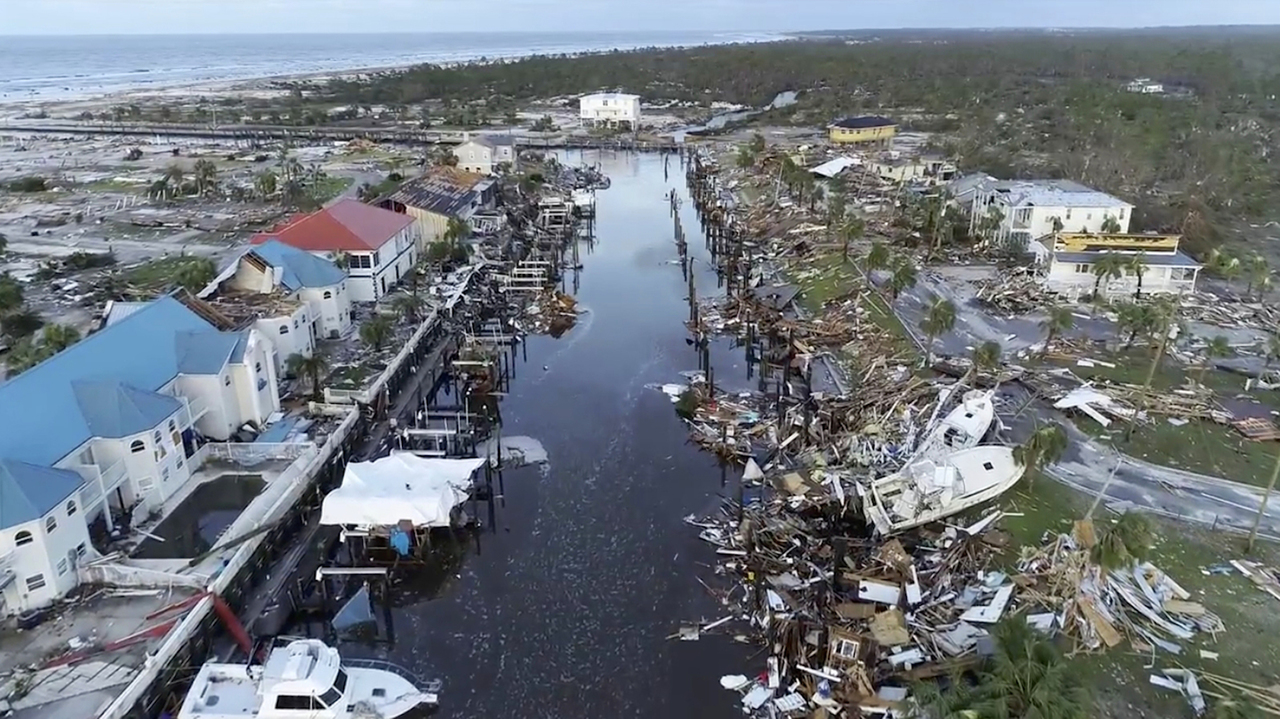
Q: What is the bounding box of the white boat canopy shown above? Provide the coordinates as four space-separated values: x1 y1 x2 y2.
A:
320 454 485 528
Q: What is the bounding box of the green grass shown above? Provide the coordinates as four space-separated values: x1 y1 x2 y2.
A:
995 479 1280 718
122 256 207 289
327 363 375 390
1048 347 1280 485
310 176 352 204
83 179 144 193
789 251 917 355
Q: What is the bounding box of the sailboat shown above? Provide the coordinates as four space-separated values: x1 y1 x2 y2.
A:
863 445 1024 535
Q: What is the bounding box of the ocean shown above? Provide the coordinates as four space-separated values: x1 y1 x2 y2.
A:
0 32 777 103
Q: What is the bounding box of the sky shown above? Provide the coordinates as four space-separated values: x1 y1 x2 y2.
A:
5 0 1280 35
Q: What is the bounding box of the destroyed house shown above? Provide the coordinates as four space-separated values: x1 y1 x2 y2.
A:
252 199 419 303
828 116 897 145
382 168 493 246
968 178 1133 252
0 296 281 614
198 239 354 371
1039 232 1201 300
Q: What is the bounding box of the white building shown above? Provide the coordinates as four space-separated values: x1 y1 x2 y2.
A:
198 239 354 372
579 92 642 129
1039 233 1202 300
254 199 420 303
0 296 283 614
451 134 518 176
969 179 1133 252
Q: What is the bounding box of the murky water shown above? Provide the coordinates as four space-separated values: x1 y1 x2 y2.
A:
332 151 755 718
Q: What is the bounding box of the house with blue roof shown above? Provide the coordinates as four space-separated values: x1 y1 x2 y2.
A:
0 295 282 615
198 239 353 372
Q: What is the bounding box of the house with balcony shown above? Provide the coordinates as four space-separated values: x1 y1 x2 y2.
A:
828 116 897 146
968 178 1133 252
451 134 518 176
198 239 353 372
252 199 420 303
1039 232 1202 300
579 92 642 129
0 296 282 615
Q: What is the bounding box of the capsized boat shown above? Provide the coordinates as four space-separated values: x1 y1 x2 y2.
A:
863 445 1024 535
178 638 439 719
911 389 996 461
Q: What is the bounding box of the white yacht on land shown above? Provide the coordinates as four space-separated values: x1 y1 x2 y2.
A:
178 638 438 719
864 445 1024 535
912 388 996 461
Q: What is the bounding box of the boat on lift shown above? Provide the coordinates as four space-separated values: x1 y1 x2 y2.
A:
177 638 439 719
863 445 1024 536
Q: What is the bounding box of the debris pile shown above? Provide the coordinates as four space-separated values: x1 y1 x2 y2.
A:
522 289 580 337
973 268 1052 316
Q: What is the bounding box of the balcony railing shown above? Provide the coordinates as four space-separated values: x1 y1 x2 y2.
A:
0 551 15 590
185 395 210 422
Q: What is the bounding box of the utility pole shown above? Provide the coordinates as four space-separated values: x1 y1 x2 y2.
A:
1248 448 1280 553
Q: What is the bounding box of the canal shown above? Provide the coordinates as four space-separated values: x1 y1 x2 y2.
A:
345 150 755 718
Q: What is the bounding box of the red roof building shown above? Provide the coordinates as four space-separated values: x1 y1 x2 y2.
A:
252 199 420 303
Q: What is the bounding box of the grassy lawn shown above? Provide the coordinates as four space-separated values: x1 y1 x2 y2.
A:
995 479 1280 718
327 363 376 391
122 256 208 290
788 251 917 355
1048 347 1280 485
310 176 352 204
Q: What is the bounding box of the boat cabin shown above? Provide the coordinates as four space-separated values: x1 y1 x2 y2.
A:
181 640 350 719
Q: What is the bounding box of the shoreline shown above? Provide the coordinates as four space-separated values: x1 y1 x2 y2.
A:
0 33 790 119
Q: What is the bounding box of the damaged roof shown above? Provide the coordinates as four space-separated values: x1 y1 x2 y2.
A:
248 239 347 290
831 115 896 129
386 168 483 219
253 199 413 253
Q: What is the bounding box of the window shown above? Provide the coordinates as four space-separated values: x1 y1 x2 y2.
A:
1065 209 1072 220
177 456 184 469
130 439 146 453
833 638 859 659
224 375 231 386
25 574 46 591
172 430 182 448
162 467 170 482
168 419 177 433
1075 264 1090 274
278 325 289 334
273 695 317 711
319 669 348 707
255 361 262 372
76 542 87 557
152 431 162 445
372 251 381 267
66 500 76 516
14 530 33 546
46 516 57 533
56 558 68 575
1119 208 1126 219
982 461 995 471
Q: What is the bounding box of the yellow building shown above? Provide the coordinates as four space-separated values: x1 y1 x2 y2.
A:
828 116 897 145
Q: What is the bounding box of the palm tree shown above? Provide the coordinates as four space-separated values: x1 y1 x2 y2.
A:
1101 214 1123 234
173 257 216 293
163 163 185 192
1090 252 1126 301
4 338 53 375
968 340 1002 382
1116 303 1154 349
918 618 1090 719
0 307 43 341
1127 252 1148 299
192 159 218 196
864 241 890 276
1013 423 1068 486
919 295 957 360
1090 512 1153 573
0 273 23 313
888 258 917 301
254 169 278 199
393 293 425 323
1050 215 1065 233
735 146 755 169
1039 304 1074 358
1245 254 1270 299
359 314 395 351
286 352 329 401
40 323 80 352
841 215 865 264
443 217 470 246
976 205 1005 247
1199 335 1233 384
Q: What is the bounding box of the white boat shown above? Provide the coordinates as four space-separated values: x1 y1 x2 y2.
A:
864 445 1024 535
911 389 996 461
178 638 438 719
571 188 596 217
